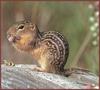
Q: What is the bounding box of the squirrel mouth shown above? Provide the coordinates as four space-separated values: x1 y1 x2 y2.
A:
8 36 21 43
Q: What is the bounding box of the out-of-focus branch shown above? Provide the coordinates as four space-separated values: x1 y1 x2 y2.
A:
71 31 92 67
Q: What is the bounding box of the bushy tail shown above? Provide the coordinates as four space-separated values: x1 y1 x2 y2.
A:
63 67 93 77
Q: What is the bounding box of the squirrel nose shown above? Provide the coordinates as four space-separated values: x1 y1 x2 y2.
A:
7 35 21 43
8 36 16 43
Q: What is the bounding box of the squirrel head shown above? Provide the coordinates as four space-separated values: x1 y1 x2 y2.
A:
7 20 40 52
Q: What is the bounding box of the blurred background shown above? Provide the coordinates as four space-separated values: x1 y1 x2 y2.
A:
1 1 99 75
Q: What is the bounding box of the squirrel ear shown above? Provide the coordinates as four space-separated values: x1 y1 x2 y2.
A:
30 24 37 31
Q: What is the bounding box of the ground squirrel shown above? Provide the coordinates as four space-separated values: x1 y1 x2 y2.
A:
7 20 70 76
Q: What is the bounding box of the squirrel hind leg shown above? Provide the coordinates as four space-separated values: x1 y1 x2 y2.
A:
32 66 47 72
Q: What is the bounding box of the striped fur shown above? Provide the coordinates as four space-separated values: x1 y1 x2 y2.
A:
41 31 69 72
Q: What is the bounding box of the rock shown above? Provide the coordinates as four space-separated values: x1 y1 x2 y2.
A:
1 64 99 89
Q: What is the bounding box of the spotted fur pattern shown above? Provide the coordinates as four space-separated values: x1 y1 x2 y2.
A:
40 31 69 73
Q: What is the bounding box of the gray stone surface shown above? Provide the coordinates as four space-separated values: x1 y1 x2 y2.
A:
1 64 99 89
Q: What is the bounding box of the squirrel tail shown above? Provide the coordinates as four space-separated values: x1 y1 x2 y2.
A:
63 67 91 77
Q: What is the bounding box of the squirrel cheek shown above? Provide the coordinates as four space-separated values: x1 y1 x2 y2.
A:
19 34 32 45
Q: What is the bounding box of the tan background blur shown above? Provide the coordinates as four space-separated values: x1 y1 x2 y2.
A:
1 1 99 75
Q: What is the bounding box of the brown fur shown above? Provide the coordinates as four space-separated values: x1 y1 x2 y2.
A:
7 20 69 75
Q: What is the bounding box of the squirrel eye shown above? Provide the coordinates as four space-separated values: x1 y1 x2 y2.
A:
17 24 24 30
